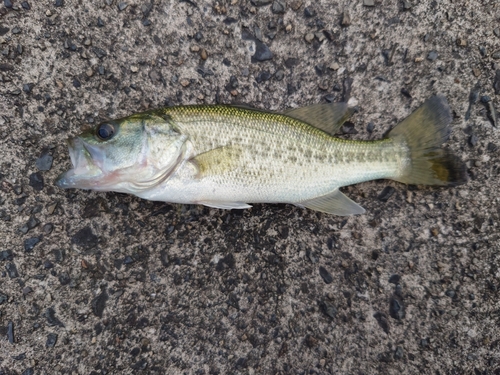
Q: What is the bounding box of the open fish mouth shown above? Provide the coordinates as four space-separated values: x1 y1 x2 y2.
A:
55 137 104 189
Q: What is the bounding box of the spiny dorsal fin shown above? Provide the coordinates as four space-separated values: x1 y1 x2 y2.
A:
284 103 354 135
298 189 365 215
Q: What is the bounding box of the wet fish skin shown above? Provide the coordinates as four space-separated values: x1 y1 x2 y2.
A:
56 96 467 215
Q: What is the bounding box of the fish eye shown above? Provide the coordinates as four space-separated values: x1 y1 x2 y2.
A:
96 123 115 141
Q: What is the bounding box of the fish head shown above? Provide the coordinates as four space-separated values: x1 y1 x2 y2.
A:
56 111 187 193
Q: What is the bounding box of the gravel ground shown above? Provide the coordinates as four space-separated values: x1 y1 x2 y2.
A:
1 0 500 374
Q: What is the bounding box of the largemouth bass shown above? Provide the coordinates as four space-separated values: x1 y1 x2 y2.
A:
56 96 466 215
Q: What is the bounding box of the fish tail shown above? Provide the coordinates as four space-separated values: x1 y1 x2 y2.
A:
389 95 467 186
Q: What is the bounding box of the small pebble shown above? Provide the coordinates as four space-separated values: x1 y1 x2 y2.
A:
180 79 190 87
304 33 314 43
35 152 53 171
319 266 333 284
427 51 438 61
54 0 64 7
492 51 500 59
378 186 395 202
117 2 128 11
363 0 375 6
304 7 316 17
200 49 208 60
271 0 285 14
274 69 284 81
4 0 13 8
21 1 30 10
46 333 58 348
402 0 412 10
190 45 200 52
130 65 139 73
341 11 351 26
252 41 273 61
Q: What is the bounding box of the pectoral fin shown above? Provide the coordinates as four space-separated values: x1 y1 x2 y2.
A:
191 146 242 177
298 190 365 215
284 103 354 135
198 201 252 210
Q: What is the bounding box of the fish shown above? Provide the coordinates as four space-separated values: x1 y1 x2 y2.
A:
55 95 467 215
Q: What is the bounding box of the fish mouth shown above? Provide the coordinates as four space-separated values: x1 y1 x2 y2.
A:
55 137 104 189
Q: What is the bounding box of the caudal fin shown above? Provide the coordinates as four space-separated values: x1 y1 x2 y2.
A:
389 95 467 186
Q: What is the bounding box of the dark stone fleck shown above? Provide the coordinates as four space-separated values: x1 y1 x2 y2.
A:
271 0 285 14
318 266 333 284
0 292 8 304
388 274 401 284
131 358 148 371
73 78 81 88
366 122 375 133
255 70 271 83
318 300 337 319
22 369 34 375
304 6 316 17
494 70 500 95
252 41 273 62
401 87 412 98
394 346 404 359
24 237 40 252
427 51 438 61
373 312 390 333
43 223 53 234
250 0 271 6
123 256 135 264
445 289 456 298
46 333 58 348
4 0 13 8
22 83 35 93
54 0 64 6
44 260 54 269
378 186 395 202
45 307 65 327
0 63 14 71
222 58 230 66
468 134 478 147
6 263 19 278
22 1 30 10
0 250 13 261
97 17 105 27
117 2 128 11
324 94 335 103
29 172 44 191
12 353 26 360
7 321 14 343
0 27 9 36
71 226 98 250
36 152 53 171
12 27 21 34
92 46 107 58
58 273 71 286
91 289 108 318
389 297 405 320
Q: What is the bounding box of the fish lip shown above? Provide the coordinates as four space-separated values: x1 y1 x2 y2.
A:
55 137 103 189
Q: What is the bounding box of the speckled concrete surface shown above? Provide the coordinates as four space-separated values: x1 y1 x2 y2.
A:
1 0 499 374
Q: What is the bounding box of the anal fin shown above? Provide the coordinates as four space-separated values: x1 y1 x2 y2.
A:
198 201 252 210
298 190 365 216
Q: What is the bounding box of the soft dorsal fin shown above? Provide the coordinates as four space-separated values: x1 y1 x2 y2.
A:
298 189 365 215
284 103 354 135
